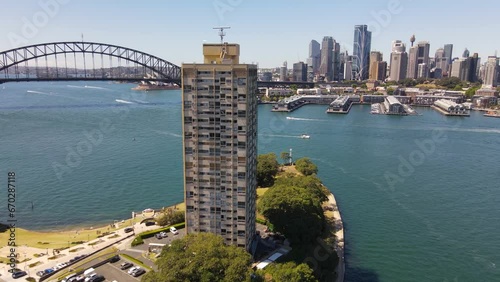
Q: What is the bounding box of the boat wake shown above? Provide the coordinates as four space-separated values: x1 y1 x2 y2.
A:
434 127 500 135
115 99 135 104
286 116 327 121
259 134 304 139
84 85 111 90
27 90 50 95
153 130 182 138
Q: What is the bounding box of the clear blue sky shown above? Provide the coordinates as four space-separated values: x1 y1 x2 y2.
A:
1 0 498 68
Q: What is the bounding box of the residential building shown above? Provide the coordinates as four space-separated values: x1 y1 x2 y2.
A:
182 42 257 251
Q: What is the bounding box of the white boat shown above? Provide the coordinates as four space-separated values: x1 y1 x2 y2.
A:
300 134 310 139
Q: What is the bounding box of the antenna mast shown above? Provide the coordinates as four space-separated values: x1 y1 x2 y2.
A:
213 26 231 45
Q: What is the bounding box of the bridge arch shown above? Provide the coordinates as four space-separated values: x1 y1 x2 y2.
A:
0 42 181 84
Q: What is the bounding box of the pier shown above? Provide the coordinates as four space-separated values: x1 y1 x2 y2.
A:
326 95 360 114
272 95 339 112
432 99 470 116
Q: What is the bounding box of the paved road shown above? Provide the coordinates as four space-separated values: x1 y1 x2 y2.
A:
0 222 164 282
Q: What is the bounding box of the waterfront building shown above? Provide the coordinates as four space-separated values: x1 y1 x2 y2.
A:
389 40 408 82
293 61 308 82
182 42 257 251
433 99 469 116
483 56 499 87
352 25 372 80
320 36 334 81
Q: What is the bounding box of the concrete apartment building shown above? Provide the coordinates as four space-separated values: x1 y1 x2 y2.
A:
182 42 257 251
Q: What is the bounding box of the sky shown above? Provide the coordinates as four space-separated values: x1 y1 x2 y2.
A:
1 0 499 68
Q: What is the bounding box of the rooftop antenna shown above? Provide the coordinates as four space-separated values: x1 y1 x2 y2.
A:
213 26 231 45
213 27 231 60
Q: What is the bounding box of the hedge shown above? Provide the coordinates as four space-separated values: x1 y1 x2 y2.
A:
131 222 185 247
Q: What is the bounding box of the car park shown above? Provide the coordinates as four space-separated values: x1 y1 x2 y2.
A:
132 268 146 277
12 271 27 279
170 226 179 235
120 262 133 270
155 233 162 239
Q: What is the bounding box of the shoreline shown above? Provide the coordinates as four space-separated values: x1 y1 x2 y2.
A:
328 192 345 282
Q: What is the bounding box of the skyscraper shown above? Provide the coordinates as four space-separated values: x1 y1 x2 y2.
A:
484 56 499 87
309 40 321 73
332 42 341 81
444 44 453 64
389 40 408 82
369 51 383 81
435 48 448 75
320 36 334 81
293 61 308 82
182 42 257 251
407 45 418 79
352 25 372 80
416 41 430 78
279 61 287 81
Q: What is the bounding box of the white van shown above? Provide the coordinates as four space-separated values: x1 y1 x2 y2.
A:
83 268 96 282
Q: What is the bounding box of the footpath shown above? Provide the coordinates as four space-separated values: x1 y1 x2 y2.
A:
0 221 157 282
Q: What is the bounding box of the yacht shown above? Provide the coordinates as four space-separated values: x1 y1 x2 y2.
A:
300 134 310 139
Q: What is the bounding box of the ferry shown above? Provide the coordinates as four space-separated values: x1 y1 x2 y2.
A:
300 134 310 139
484 111 500 118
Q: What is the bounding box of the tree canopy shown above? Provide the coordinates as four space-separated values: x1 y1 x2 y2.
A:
141 233 252 282
258 185 324 244
255 262 317 282
155 210 185 226
257 153 280 187
295 158 318 176
274 175 328 203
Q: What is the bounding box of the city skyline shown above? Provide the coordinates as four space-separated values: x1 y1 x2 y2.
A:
0 0 499 68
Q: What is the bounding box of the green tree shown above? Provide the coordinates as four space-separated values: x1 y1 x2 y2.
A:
435 77 462 89
155 210 185 226
280 151 290 165
290 84 298 91
274 175 328 203
256 262 317 282
398 78 417 87
141 233 252 282
465 86 480 98
295 158 318 176
258 185 324 244
386 88 395 95
257 153 280 187
453 84 463 91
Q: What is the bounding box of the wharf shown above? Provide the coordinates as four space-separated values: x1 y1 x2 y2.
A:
431 105 470 117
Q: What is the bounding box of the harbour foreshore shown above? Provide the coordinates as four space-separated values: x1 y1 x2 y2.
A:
327 192 345 282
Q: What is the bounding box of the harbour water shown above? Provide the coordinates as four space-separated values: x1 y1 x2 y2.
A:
1 81 499 281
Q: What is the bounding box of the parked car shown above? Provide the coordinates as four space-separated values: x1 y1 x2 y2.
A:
155 233 162 239
88 275 105 282
120 262 133 270
160 231 168 238
145 221 155 226
127 266 139 274
12 271 27 279
124 227 134 233
130 267 142 276
132 268 146 277
109 255 120 263
170 226 179 235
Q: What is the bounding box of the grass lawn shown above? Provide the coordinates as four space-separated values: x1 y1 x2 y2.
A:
0 202 185 249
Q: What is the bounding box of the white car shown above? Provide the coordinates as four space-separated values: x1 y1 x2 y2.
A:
170 227 178 235
127 266 139 275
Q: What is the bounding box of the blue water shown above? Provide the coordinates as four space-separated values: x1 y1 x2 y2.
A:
1 81 499 281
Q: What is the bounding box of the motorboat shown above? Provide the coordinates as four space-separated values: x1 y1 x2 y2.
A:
300 134 310 139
